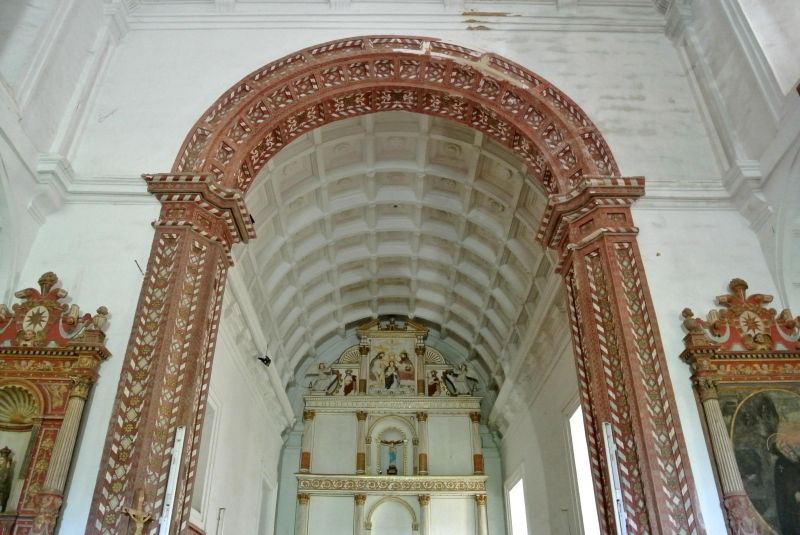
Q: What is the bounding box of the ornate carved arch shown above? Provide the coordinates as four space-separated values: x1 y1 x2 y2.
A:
89 36 704 535
173 36 618 197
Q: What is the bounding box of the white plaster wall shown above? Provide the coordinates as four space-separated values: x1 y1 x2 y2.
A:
17 201 159 534
429 497 476 535
427 415 472 476
192 324 286 534
312 413 357 474
72 29 718 192
307 495 353 535
499 346 582 535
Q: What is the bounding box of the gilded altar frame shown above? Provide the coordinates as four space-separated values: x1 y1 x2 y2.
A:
0 273 110 535
681 278 800 535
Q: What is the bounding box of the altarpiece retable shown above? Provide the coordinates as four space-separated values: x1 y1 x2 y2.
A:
295 318 490 535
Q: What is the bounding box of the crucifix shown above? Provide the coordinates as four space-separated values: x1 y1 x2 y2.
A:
379 439 406 475
123 488 153 535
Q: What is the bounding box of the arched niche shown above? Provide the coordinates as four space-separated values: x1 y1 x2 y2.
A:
367 415 416 476
366 496 418 535
0 383 41 514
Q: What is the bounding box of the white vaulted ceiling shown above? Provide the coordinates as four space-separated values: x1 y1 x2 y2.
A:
234 112 556 383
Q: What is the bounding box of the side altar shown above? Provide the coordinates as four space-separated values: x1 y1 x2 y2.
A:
294 318 491 535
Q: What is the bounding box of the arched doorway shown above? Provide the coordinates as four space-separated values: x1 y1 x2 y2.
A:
86 36 702 535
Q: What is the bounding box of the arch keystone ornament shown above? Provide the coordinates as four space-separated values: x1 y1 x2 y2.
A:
88 36 703 535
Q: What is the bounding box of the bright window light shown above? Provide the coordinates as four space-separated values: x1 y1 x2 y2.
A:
508 478 529 535
569 406 601 535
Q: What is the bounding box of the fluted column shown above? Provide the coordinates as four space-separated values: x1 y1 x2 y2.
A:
682 347 762 533
32 377 93 534
356 411 368 474
475 495 489 535
469 412 483 475
296 493 310 535
353 494 366 535
300 410 315 473
415 412 428 475
418 495 430 535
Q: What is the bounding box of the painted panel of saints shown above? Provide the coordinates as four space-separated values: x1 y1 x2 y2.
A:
367 339 416 395
719 387 800 534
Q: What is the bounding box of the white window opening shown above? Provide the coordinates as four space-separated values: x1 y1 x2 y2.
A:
569 406 601 535
507 478 529 535
191 403 217 516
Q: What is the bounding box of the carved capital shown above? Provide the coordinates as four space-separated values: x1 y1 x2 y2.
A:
474 494 487 506
31 491 64 535
692 376 719 401
145 174 255 253
297 493 310 505
469 412 481 423
415 411 427 422
303 410 315 421
69 376 94 400
418 494 430 506
354 494 367 505
537 176 644 251
356 411 368 421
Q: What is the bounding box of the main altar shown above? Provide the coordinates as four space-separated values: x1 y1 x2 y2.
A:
294 318 490 535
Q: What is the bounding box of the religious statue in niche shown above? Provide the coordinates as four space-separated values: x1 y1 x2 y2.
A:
427 370 443 396
379 439 407 476
309 363 338 395
0 447 13 512
341 369 357 396
720 388 800 534
442 364 478 396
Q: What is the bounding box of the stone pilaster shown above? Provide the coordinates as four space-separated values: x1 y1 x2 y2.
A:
415 346 426 395
354 494 366 535
415 412 428 475
475 495 489 535
300 410 316 473
358 343 369 394
87 174 254 535
356 411 368 474
418 495 430 535
469 412 483 475
296 493 310 535
542 177 701 535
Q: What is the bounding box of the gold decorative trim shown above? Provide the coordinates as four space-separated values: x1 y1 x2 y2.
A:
296 474 487 495
303 394 481 413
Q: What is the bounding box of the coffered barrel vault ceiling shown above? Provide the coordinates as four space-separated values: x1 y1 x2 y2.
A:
235 111 556 383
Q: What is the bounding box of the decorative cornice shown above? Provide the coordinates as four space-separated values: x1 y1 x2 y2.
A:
303 394 481 413
296 474 487 495
537 176 645 249
144 173 256 252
